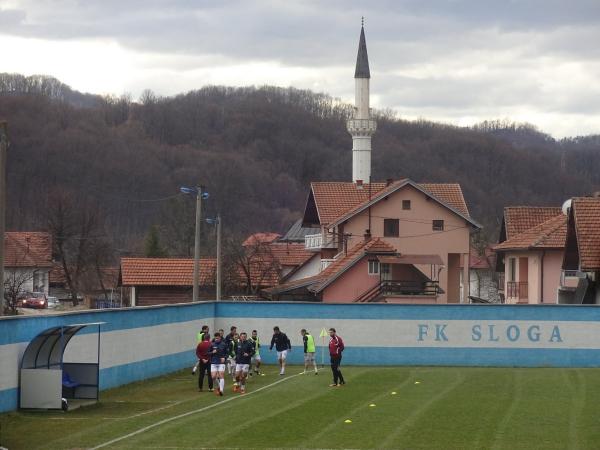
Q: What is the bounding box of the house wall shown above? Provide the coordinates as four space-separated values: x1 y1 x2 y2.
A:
131 286 215 307
5 301 600 412
322 257 378 302
285 255 321 282
503 251 563 304
542 251 563 304
339 185 471 303
503 252 540 304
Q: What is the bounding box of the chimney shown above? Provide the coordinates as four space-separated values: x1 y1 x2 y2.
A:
364 229 372 241
356 179 364 190
386 178 393 186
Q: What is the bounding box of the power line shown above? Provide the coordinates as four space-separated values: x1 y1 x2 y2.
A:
84 186 184 203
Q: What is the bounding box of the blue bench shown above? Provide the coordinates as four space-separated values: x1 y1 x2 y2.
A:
62 372 80 397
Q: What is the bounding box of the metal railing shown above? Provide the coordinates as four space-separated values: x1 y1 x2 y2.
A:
380 280 440 297
507 281 528 300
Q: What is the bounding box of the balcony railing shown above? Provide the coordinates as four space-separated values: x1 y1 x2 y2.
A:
304 233 338 250
380 280 440 297
356 280 441 302
507 281 528 300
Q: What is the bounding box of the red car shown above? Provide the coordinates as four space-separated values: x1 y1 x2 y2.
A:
21 292 48 309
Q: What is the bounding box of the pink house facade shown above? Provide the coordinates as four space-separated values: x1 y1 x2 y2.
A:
297 180 480 303
494 209 567 304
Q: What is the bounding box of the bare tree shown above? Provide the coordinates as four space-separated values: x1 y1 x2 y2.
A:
47 190 111 305
3 268 37 315
223 236 281 295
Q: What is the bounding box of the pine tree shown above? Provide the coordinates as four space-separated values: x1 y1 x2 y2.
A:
144 225 167 257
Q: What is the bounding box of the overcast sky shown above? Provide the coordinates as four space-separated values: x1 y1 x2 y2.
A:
1 0 600 137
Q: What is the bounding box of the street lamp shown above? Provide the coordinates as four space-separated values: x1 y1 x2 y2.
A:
180 186 209 302
206 215 222 301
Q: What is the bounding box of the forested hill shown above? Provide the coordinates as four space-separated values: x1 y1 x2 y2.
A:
0 73 599 255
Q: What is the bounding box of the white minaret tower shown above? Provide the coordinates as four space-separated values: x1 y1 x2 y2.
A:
347 21 376 183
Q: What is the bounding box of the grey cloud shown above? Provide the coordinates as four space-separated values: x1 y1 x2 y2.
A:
2 0 600 136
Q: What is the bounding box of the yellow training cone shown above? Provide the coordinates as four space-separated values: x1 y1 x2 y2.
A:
344 419 352 423
369 403 376 407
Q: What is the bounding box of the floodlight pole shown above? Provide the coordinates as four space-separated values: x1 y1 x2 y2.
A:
0 121 8 315
216 214 222 301
192 186 203 303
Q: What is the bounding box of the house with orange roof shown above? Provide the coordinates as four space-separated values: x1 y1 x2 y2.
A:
3 232 53 296
494 207 567 304
563 196 600 304
295 178 480 303
119 257 216 306
263 237 444 303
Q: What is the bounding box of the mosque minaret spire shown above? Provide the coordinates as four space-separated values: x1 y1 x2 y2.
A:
347 19 377 183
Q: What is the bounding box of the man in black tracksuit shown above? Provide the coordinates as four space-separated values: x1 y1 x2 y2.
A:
234 332 255 393
210 333 230 396
270 326 291 375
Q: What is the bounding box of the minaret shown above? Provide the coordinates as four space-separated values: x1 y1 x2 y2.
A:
347 21 376 183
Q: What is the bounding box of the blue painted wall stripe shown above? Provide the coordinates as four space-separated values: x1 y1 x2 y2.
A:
0 302 214 346
215 301 600 322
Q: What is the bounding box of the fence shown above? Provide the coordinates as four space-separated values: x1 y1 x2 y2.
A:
3 301 600 412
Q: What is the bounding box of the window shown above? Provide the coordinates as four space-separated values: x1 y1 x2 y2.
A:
384 218 399 237
432 220 444 231
368 260 380 275
402 200 411 210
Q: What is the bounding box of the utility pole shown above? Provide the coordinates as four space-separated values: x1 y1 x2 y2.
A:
192 186 203 303
0 121 7 315
216 214 222 301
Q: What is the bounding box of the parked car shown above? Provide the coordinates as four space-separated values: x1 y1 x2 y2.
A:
21 292 48 309
47 296 60 309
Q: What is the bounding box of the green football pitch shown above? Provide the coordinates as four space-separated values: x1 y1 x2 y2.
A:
2 365 600 449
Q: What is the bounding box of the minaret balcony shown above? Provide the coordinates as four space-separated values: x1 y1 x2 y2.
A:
347 118 377 135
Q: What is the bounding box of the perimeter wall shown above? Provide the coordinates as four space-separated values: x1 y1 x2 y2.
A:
3 301 600 412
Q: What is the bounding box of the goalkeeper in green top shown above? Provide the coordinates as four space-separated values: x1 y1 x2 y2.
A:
301 329 318 375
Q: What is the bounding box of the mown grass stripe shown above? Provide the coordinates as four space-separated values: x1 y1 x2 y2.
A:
89 374 301 450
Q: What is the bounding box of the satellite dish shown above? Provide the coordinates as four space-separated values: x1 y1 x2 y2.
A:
562 199 572 215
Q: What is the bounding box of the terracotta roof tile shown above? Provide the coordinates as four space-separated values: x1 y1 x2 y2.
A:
242 233 281 247
503 207 562 240
4 232 52 268
572 197 600 271
268 243 313 267
419 183 470 217
120 257 216 286
494 214 567 251
311 180 471 226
